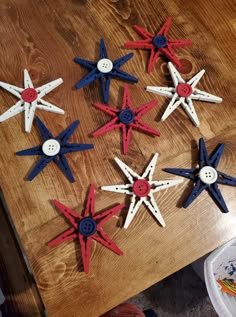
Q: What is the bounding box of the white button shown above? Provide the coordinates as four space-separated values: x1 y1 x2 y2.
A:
42 139 60 156
97 58 113 73
199 166 218 184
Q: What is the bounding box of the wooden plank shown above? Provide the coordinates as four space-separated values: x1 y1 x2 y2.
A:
0 0 235 316
0 197 44 316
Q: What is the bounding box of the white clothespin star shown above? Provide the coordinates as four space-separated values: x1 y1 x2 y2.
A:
0 70 64 132
146 62 222 127
102 153 183 229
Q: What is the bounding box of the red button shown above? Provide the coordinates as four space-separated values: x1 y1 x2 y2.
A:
21 88 38 102
133 179 151 197
176 83 192 98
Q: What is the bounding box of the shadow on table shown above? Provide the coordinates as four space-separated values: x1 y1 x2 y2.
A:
0 190 45 317
129 265 217 317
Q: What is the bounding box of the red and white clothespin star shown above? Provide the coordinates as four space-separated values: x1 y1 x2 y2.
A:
0 70 64 132
146 62 222 127
102 153 183 229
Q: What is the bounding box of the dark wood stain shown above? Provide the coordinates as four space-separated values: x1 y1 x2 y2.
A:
177 58 193 74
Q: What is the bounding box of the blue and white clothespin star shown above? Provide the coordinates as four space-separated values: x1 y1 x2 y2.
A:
74 38 138 104
16 117 94 182
102 153 183 229
146 62 222 127
0 70 64 132
165 138 236 213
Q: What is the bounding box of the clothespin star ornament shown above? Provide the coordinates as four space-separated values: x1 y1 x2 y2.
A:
16 117 93 182
74 38 138 104
48 184 124 274
102 154 183 229
124 17 192 73
165 138 236 213
93 84 160 154
146 62 222 126
0 70 64 132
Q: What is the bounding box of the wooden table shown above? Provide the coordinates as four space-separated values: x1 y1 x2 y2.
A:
0 0 236 316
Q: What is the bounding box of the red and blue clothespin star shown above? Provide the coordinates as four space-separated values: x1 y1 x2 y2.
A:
48 184 124 274
16 117 93 182
165 138 236 213
93 84 160 154
124 17 192 73
74 38 138 104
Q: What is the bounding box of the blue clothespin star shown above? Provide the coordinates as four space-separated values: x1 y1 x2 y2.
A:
165 138 236 213
16 117 94 182
74 38 138 104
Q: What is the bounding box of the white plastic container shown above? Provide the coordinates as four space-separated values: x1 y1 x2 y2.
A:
0 288 4 317
204 238 236 317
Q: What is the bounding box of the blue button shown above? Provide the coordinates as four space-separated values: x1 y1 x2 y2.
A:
153 36 167 48
79 217 97 237
118 109 135 124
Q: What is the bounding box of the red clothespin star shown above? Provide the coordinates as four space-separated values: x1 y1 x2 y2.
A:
93 84 160 154
48 184 124 274
124 17 192 73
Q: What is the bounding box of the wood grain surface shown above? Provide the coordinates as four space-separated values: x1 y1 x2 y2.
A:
0 0 236 316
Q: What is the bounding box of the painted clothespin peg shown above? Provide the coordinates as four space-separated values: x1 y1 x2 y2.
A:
74 38 138 104
102 153 183 229
93 84 160 154
124 17 192 73
16 117 94 182
165 138 236 213
146 62 222 126
0 69 64 132
48 184 124 274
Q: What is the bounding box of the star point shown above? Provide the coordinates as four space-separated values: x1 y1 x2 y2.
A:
48 184 124 274
0 70 64 132
74 38 138 104
146 62 222 126
165 138 236 213
93 84 160 154
102 154 183 229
